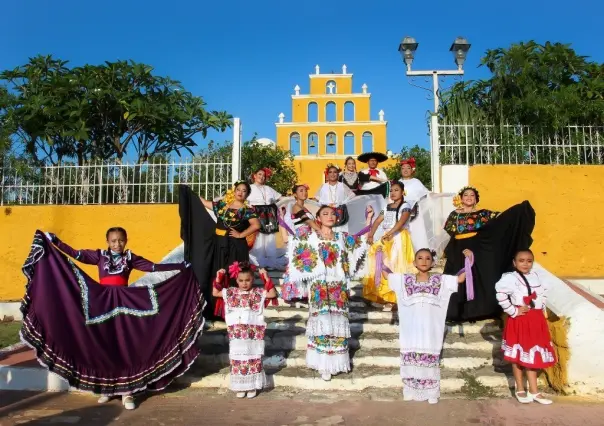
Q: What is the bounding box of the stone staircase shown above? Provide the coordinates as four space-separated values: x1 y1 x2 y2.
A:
179 271 513 396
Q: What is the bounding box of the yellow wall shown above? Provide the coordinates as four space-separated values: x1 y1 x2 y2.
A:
468 165 604 277
309 75 353 95
0 205 182 301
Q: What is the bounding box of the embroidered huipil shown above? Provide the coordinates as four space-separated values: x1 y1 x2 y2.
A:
223 287 267 391
287 231 367 375
388 273 459 401
52 238 184 286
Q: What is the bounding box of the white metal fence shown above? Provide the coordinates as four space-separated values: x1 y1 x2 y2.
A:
439 124 604 165
1 157 236 206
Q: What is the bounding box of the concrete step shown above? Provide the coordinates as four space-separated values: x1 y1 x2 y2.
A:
195 346 503 370
200 330 502 352
178 363 512 392
206 318 503 337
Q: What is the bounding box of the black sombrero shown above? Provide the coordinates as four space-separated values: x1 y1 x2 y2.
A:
357 151 388 163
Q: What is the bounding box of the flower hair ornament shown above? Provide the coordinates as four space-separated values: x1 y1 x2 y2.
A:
400 157 416 170
228 260 257 279
453 185 480 208
324 163 341 180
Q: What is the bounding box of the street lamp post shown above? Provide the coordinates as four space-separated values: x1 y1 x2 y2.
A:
398 36 471 193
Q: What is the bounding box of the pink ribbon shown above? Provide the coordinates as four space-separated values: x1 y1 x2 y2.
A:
374 249 384 289
457 255 475 301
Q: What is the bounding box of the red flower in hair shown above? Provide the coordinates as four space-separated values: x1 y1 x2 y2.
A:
400 157 416 170
261 168 273 179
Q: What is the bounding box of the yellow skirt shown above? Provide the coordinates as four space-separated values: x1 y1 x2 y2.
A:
362 229 415 304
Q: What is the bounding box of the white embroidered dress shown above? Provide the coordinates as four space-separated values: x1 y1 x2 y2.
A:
223 287 267 391
388 273 459 401
400 177 430 251
287 231 367 374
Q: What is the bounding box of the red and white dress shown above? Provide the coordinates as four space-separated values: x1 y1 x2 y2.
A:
495 271 556 369
223 287 267 391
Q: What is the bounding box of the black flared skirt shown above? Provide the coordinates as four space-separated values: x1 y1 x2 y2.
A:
444 201 536 322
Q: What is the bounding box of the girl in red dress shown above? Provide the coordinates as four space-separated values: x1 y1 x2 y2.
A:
495 249 556 405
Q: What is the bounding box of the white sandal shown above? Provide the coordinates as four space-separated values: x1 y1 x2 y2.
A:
527 391 552 405
236 392 246 398
515 390 532 404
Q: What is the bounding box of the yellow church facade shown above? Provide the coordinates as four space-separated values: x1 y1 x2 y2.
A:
275 65 397 191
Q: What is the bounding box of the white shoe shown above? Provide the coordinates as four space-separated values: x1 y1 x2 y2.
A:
515 390 532 404
246 390 257 399
321 373 331 381
97 396 110 404
527 391 553 405
122 395 135 410
428 398 438 404
236 392 246 398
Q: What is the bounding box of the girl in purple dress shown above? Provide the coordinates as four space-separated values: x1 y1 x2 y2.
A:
41 227 189 410
46 227 186 287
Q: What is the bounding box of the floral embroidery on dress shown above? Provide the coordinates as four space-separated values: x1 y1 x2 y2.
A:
230 358 263 376
400 351 440 368
227 324 266 341
344 234 362 251
319 242 340 268
404 274 442 297
444 209 498 235
225 288 263 311
309 280 349 313
403 378 439 390
308 336 349 354
293 242 318 272
213 200 257 229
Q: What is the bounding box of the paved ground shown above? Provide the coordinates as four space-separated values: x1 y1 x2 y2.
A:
1 388 604 426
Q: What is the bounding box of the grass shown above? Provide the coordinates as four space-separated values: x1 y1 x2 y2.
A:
0 321 22 348
459 369 497 399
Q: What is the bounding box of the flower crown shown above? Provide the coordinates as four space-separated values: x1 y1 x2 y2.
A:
400 157 416 170
324 163 341 178
453 185 480 208
228 260 257 278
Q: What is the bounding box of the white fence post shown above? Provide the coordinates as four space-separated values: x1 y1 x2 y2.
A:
430 114 441 193
232 118 242 183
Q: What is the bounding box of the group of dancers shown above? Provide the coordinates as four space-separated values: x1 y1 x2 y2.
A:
19 151 557 410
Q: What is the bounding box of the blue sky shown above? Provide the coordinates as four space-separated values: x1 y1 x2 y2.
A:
2 0 603 157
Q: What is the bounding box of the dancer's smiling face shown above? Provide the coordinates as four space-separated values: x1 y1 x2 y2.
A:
234 184 249 202
461 189 477 207
253 170 266 185
345 158 356 172
401 164 413 178
513 250 534 274
413 249 434 273
327 167 339 183
236 271 254 291
107 231 127 254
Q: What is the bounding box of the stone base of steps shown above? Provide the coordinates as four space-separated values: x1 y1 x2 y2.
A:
178 364 513 392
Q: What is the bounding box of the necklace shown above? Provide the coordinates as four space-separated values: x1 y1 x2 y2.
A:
255 184 267 204
342 171 357 187
328 183 338 203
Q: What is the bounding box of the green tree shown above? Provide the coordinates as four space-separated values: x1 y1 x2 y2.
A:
0 55 233 165
241 138 297 195
440 41 604 127
383 145 431 188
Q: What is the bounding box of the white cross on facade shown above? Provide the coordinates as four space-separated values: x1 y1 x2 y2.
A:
327 82 335 94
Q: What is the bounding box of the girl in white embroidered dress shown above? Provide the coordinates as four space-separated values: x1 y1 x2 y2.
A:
212 262 278 399
495 249 556 405
387 248 471 404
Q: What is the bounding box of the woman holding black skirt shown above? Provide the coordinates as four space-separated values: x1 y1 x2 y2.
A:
443 186 536 322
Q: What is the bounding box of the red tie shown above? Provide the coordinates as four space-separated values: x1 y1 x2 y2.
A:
368 169 379 177
523 292 537 306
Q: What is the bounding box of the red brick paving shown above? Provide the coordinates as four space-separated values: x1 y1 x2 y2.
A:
1 390 604 425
